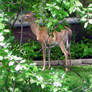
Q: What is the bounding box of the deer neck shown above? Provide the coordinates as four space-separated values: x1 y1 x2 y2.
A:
30 18 39 36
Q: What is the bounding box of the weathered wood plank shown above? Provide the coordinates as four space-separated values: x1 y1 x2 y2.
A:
35 59 92 66
0 59 92 66
14 17 79 27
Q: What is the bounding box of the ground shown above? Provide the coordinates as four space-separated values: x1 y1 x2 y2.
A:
33 65 92 92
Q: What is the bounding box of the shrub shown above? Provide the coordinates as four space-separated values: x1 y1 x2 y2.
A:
0 13 70 92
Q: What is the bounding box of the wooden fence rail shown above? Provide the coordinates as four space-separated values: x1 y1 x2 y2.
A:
0 59 92 66
34 59 92 66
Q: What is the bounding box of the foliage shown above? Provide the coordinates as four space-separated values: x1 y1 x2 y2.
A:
0 12 70 92
0 0 91 30
31 0 92 31
0 0 92 92
1 11 92 92
65 66 92 92
12 41 39 60
77 3 92 28
32 0 81 31
71 41 92 59
0 12 38 92
12 37 92 60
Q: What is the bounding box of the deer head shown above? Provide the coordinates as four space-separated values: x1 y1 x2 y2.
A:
23 12 35 22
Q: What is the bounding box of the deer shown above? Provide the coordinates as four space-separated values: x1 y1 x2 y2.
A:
23 12 72 72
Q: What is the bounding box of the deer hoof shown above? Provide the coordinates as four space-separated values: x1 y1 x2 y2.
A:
48 66 51 70
42 67 45 71
65 68 68 72
69 67 71 71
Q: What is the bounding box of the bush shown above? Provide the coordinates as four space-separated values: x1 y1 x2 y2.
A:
12 37 92 61
0 13 71 92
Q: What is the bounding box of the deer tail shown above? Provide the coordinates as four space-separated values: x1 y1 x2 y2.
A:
66 28 72 49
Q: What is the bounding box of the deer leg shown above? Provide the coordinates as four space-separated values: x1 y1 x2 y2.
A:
47 47 51 69
59 42 68 72
68 47 71 70
41 43 46 70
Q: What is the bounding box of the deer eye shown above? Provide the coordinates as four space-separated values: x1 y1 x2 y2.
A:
24 15 29 18
26 15 30 18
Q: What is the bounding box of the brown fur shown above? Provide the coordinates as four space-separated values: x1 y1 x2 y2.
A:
23 12 72 72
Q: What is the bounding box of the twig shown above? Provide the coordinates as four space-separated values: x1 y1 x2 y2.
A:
28 78 33 92
11 0 23 28
12 79 16 92
11 9 21 28
5 68 10 92
19 7 23 48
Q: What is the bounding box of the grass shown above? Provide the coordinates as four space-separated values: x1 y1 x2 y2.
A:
35 65 92 92
65 65 92 92
1 64 91 92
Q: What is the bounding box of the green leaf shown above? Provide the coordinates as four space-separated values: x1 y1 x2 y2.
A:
53 19 58 24
56 0 62 3
75 1 83 7
54 6 60 10
88 4 92 8
81 17 87 22
56 25 64 32
47 22 52 28
69 6 75 14
88 7 92 11
0 23 5 29
84 22 88 28
89 19 92 24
